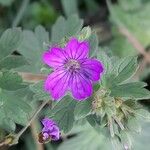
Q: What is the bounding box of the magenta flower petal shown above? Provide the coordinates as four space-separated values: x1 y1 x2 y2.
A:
70 73 92 100
42 118 56 128
80 59 104 81
42 47 67 68
65 38 89 59
41 118 60 141
44 70 70 100
49 126 60 140
65 38 78 59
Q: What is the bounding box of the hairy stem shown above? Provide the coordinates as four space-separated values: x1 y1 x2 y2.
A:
18 72 47 83
106 0 150 64
118 27 150 63
0 141 5 147
30 121 44 150
0 101 49 147
15 101 49 140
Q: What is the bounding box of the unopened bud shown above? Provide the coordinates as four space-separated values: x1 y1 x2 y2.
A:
78 26 91 41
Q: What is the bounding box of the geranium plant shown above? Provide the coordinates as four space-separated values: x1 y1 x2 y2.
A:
0 2 150 150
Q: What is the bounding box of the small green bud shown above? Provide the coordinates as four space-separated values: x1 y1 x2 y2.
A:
78 26 91 41
115 98 123 108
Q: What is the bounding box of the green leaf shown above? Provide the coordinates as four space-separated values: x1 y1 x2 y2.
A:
133 123 150 150
51 15 83 44
127 117 141 133
119 131 132 150
110 137 124 150
0 55 28 69
135 109 150 121
88 33 98 57
86 114 101 128
100 56 138 89
29 81 50 101
51 16 65 44
34 25 49 51
97 51 112 74
59 117 150 150
110 82 150 100
61 0 78 17
8 108 29 126
17 25 49 73
101 73 116 89
0 71 27 91
2 118 16 132
49 96 76 133
74 98 92 120
0 90 31 131
113 56 138 84
58 126 111 150
0 28 23 60
66 15 83 37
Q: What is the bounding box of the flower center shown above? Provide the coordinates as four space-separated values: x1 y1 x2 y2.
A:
65 59 80 72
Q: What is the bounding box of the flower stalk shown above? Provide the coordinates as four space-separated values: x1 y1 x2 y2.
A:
0 100 49 147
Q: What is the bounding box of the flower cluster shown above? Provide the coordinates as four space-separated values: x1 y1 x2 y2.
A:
42 38 104 101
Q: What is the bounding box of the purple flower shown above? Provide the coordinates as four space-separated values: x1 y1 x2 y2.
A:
42 38 104 101
41 118 60 141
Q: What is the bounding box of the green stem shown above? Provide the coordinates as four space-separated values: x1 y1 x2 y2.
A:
0 100 49 147
15 100 49 140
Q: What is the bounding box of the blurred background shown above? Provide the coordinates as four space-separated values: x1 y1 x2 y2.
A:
0 0 150 149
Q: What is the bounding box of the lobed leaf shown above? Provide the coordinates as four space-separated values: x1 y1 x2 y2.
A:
74 98 92 120
0 55 28 69
29 81 50 101
48 96 76 133
0 90 31 131
17 25 49 73
0 28 22 60
58 126 111 150
61 0 78 17
113 56 138 84
97 51 112 75
88 33 98 57
110 82 150 100
0 71 27 91
51 15 83 44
